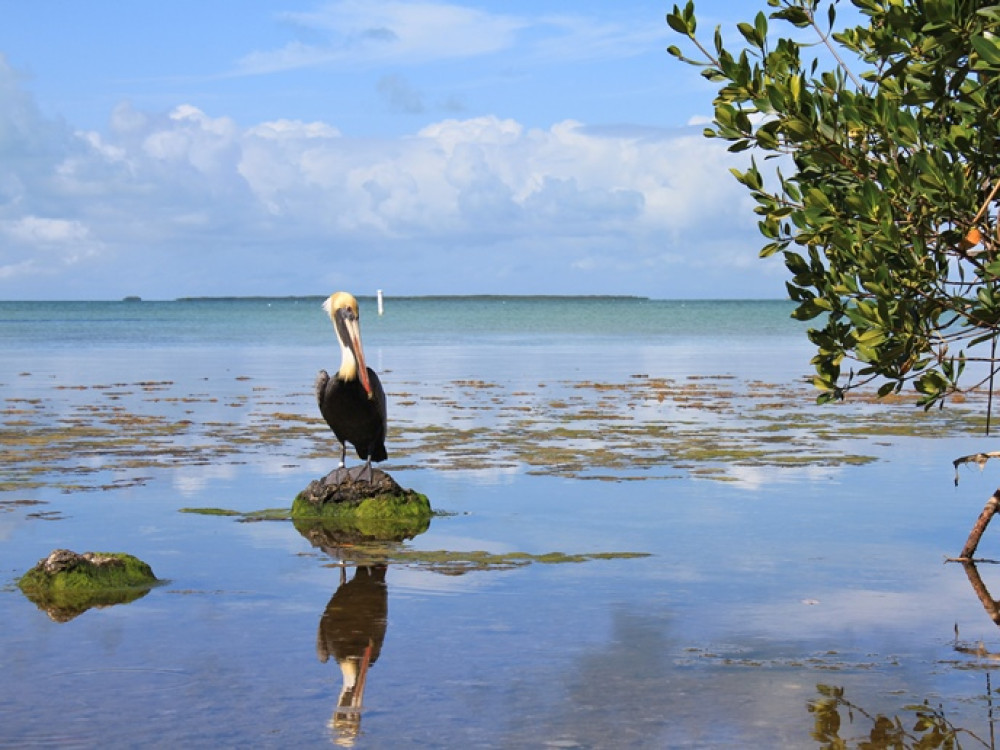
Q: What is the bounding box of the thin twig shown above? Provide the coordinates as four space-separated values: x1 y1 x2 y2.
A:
973 177 1000 226
990 336 998 435
807 7 864 91
954 454 1000 486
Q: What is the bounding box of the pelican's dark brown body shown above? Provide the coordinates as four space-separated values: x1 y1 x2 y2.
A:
315 367 388 464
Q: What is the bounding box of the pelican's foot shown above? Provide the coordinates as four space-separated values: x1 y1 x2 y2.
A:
346 464 375 484
327 466 352 485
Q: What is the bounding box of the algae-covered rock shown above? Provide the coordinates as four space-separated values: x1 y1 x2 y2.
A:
18 548 161 622
292 468 432 540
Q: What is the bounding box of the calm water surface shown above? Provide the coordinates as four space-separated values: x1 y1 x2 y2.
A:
2 297 999 748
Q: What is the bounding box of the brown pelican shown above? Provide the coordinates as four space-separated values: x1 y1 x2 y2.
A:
315 292 387 482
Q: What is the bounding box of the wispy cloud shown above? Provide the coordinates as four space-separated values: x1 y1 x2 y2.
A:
237 1 526 74
525 13 669 65
233 1 666 76
377 74 425 114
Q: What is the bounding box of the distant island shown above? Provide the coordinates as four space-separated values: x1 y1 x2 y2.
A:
173 294 651 302
122 296 142 303
174 295 315 302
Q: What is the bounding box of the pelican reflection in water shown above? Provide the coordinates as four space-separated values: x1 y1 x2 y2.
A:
317 565 389 743
315 292 388 483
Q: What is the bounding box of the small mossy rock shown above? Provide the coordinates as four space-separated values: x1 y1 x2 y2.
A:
292 468 432 540
18 549 161 622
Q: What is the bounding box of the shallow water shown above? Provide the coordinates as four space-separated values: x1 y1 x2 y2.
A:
3 298 1000 748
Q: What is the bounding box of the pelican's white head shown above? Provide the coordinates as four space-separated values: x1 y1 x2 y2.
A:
323 291 373 396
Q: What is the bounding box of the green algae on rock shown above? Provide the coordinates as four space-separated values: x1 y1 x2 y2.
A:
292 468 432 540
18 548 161 622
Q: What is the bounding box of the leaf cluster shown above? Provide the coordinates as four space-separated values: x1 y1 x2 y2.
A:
668 0 1000 411
807 683 982 749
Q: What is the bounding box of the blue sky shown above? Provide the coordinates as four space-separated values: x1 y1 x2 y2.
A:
0 1 802 300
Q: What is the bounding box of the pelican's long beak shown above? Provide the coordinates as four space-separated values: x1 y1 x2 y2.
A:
345 318 373 398
333 307 372 398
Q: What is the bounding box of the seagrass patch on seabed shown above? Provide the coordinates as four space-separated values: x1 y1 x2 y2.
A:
0 372 987 494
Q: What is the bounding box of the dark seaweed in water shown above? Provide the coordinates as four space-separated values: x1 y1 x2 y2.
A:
0 372 987 494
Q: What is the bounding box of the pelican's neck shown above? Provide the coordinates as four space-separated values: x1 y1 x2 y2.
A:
338 338 359 382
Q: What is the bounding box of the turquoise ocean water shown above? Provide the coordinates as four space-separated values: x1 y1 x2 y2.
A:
0 295 802 346
0 295 811 386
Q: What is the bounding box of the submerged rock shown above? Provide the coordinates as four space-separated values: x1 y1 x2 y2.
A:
292 468 432 541
18 549 161 622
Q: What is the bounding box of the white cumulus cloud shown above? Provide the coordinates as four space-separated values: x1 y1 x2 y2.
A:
0 50 768 299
